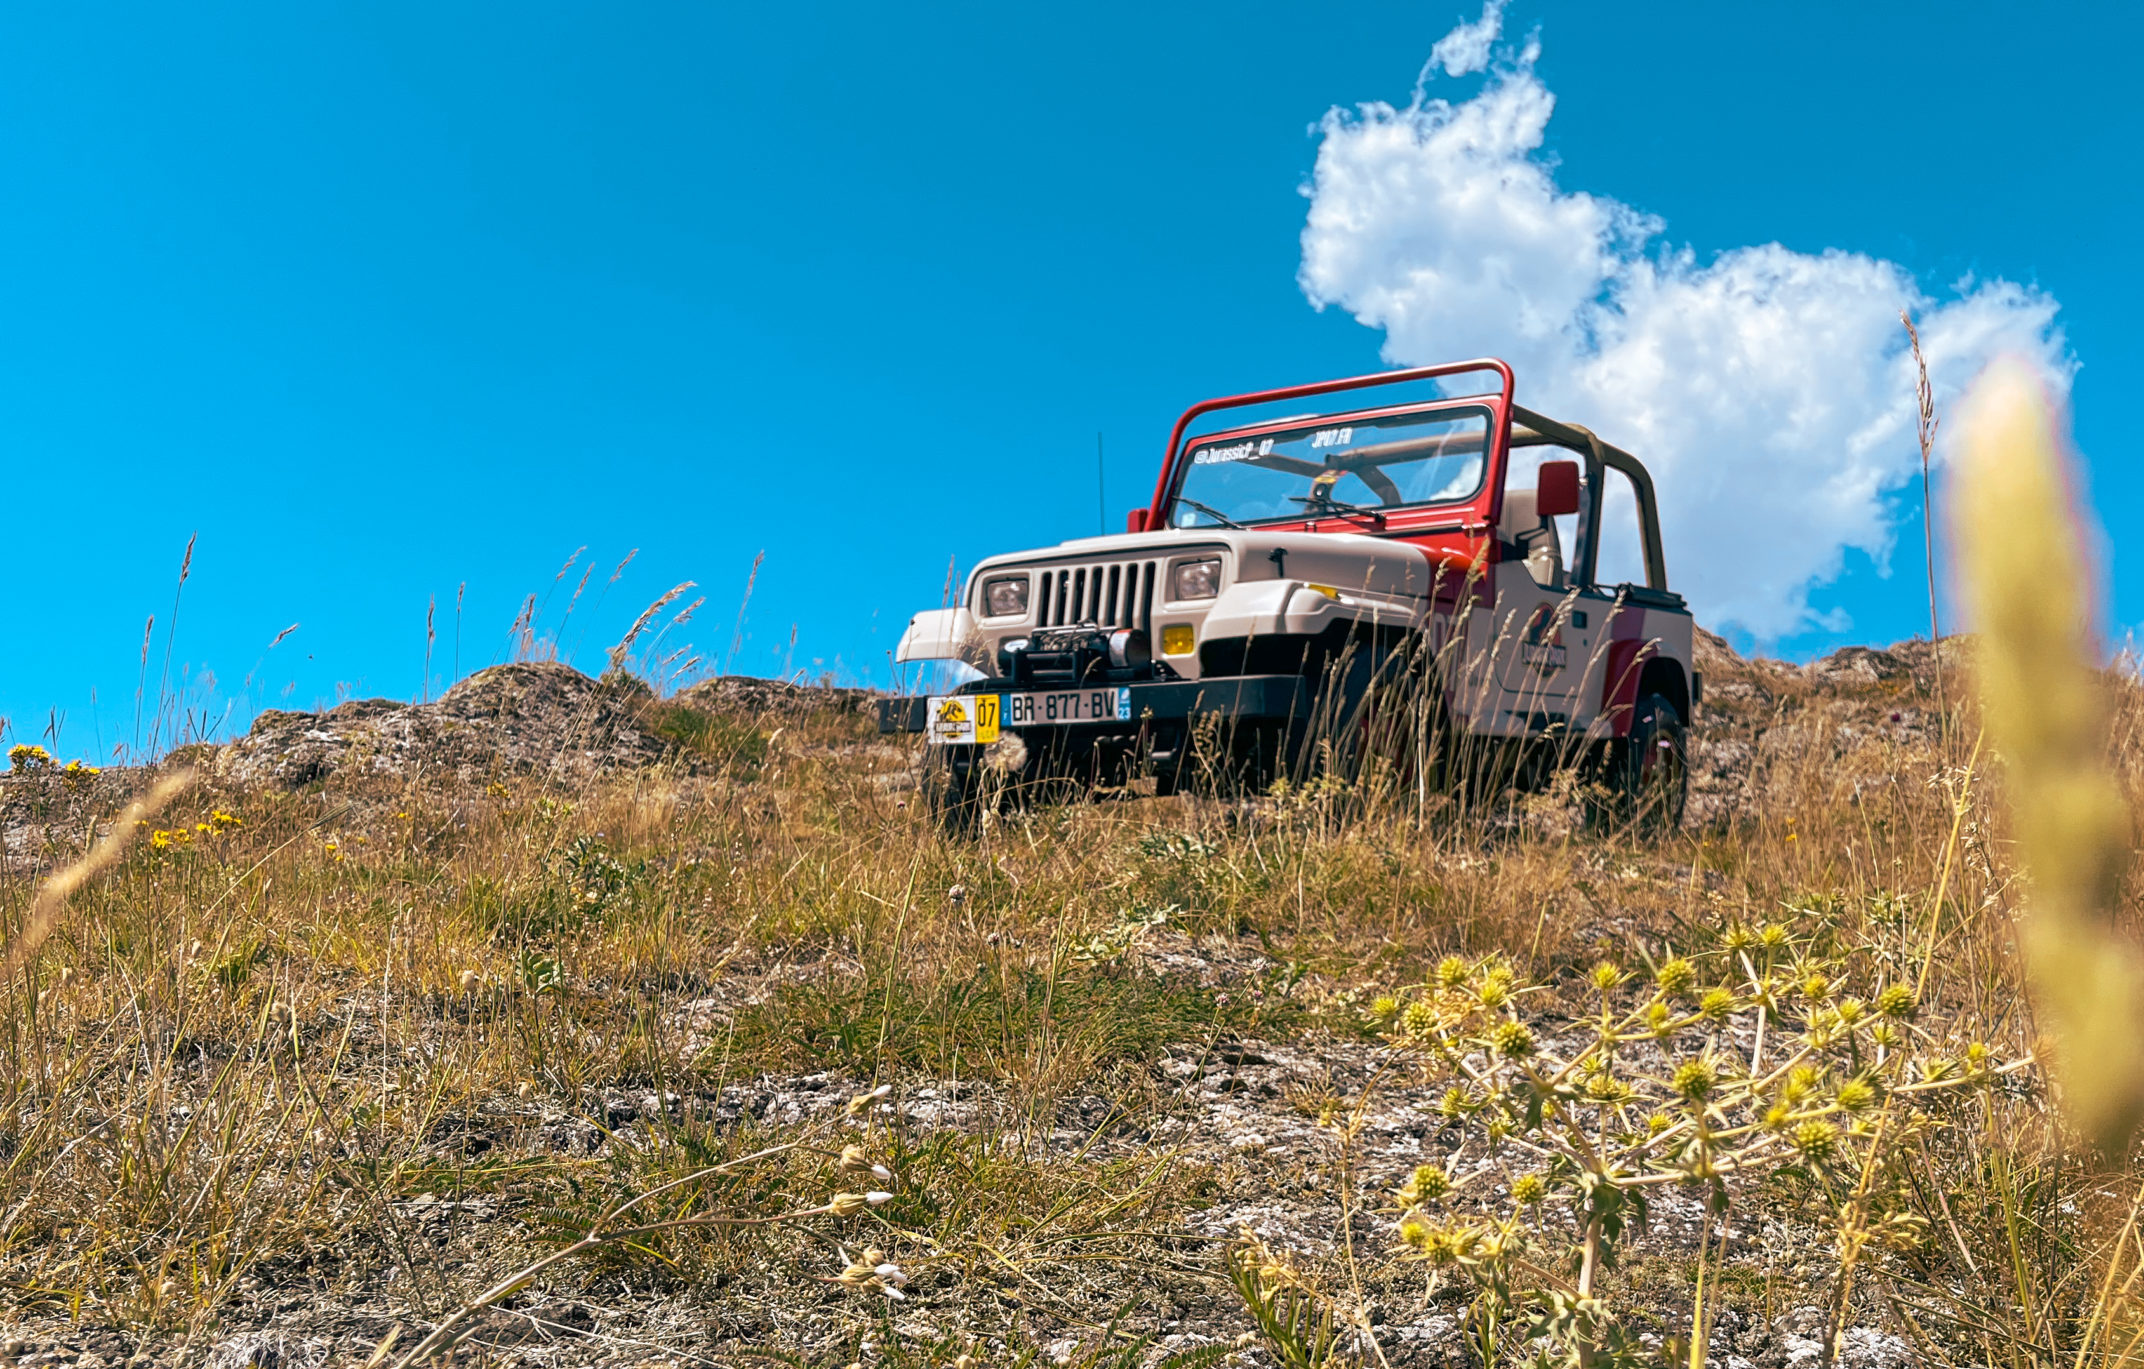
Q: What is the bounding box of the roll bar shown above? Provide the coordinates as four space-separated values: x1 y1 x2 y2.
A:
1511 405 1669 592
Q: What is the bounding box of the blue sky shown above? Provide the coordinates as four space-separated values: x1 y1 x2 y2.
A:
0 1 2134 756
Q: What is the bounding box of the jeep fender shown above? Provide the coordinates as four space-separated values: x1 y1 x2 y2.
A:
1198 579 1424 646
894 607 988 665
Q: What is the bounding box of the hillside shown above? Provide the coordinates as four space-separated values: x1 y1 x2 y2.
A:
0 634 2135 1369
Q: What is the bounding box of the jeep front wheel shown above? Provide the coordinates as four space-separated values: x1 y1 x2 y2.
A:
924 748 986 837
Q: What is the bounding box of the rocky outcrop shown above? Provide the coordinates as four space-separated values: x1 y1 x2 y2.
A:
671 674 874 718
1682 633 1966 827
215 663 679 789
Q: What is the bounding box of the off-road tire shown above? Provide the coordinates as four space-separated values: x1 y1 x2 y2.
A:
924 748 986 838
1599 691 1687 831
1313 640 1449 802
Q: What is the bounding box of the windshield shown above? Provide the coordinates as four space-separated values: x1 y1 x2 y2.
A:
1171 406 1491 528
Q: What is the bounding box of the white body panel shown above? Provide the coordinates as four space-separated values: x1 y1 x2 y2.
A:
939 527 1447 681
893 607 986 666
896 526 1691 745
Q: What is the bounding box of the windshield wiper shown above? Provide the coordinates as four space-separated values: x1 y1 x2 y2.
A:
1288 493 1387 528
1172 497 1245 529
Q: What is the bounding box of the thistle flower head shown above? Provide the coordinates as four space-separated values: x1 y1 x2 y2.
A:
1698 987 1736 1021
1589 961 1621 992
1835 1078 1879 1112
1510 1173 1548 1206
1793 1120 1840 1161
1400 999 1439 1039
1489 1020 1534 1060
1875 984 1918 1020
1672 1060 1717 1103
1434 955 1470 989
1396 1163 1450 1207
1656 958 1697 996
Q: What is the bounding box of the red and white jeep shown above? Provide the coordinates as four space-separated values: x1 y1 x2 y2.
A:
882 360 1697 830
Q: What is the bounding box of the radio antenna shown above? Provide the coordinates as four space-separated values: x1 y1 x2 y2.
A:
1096 432 1106 534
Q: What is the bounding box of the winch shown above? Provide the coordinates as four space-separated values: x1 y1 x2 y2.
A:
997 624 1153 685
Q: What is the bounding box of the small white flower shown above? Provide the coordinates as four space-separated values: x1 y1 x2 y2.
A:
866 1190 894 1205
874 1262 907 1286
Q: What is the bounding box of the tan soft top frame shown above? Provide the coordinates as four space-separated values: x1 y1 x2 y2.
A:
1510 405 1669 594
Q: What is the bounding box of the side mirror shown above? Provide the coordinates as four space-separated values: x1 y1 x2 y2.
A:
1127 508 1157 533
1536 460 1581 519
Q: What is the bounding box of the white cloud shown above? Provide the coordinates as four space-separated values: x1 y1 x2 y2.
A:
1423 0 1508 80
1299 27 2071 641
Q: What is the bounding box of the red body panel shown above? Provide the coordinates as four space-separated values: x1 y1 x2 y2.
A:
1599 609 1656 738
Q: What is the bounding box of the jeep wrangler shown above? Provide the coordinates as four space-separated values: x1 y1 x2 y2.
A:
880 359 1697 831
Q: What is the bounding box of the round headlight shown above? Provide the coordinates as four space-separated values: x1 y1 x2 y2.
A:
1171 557 1222 601
982 576 1030 617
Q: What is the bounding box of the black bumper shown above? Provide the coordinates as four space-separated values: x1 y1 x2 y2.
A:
877 674 1312 735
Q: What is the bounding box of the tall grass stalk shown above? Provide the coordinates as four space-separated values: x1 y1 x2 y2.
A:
1952 358 2141 1157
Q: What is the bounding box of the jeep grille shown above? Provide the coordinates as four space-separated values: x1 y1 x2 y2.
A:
1031 559 1159 634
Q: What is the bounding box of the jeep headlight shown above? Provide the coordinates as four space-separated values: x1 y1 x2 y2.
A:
981 575 1029 617
1171 557 1221 601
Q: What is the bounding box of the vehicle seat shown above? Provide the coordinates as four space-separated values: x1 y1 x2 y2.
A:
1498 489 1565 589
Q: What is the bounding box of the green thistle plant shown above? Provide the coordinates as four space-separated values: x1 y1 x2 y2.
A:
1374 930 2012 1367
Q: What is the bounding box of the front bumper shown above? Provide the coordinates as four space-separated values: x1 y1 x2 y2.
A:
877 674 1312 736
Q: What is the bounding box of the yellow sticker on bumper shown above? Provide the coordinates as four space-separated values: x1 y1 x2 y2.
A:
926 694 999 745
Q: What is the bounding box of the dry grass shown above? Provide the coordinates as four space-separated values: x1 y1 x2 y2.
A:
0 596 2140 1364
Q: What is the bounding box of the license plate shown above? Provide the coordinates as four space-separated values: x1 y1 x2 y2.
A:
923 687 1131 744
1005 687 1132 727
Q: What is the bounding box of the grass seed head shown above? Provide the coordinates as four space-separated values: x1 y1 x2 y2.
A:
1954 357 2143 1157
